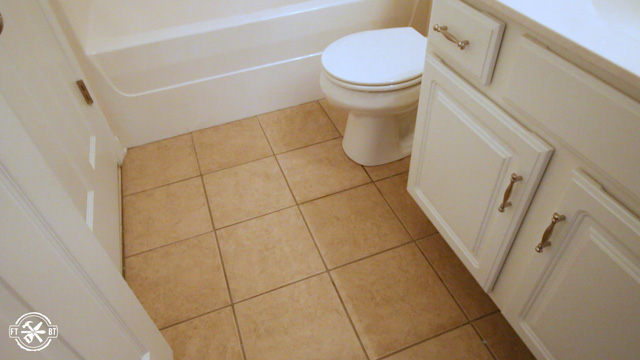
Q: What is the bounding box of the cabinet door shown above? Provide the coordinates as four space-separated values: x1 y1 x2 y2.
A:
516 170 640 360
408 54 553 290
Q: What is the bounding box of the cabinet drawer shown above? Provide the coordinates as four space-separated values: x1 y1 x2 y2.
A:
504 37 640 199
428 0 504 85
408 54 553 290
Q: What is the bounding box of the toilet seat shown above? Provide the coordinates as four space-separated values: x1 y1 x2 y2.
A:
321 27 427 87
322 69 422 92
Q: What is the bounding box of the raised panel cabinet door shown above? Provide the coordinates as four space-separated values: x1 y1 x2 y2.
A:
515 170 640 360
408 54 552 290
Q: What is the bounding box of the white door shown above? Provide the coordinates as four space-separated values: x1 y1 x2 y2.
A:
509 170 640 360
0 0 122 268
0 95 172 359
408 54 553 290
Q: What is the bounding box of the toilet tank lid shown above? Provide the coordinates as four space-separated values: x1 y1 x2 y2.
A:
321 27 427 86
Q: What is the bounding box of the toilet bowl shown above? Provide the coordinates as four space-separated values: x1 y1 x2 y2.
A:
320 27 427 166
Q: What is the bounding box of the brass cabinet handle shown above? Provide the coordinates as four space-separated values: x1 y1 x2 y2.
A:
433 24 469 50
498 173 523 212
0 12 4 36
536 213 565 253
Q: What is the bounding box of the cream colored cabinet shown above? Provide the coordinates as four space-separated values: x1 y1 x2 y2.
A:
408 54 553 291
512 171 640 360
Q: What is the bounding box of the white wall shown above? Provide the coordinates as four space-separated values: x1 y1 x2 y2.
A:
411 0 432 35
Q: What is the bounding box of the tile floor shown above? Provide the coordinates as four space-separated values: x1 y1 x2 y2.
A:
122 100 536 360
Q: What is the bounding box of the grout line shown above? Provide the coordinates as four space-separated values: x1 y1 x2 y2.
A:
325 270 371 360
214 204 298 231
376 321 472 360
368 169 410 183
157 304 233 331
327 240 415 272
191 132 248 360
294 180 373 206
272 135 343 157
256 115 371 357
370 174 418 241
198 153 274 177
414 238 473 322
367 171 473 322
296 203 371 359
471 309 501 323
231 271 326 306
290 175 370 359
470 319 500 360
123 230 214 259
317 99 344 136
122 174 202 198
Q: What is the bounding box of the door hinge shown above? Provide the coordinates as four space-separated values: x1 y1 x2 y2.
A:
76 80 94 105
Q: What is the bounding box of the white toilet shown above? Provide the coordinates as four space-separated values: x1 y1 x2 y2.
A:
320 27 427 166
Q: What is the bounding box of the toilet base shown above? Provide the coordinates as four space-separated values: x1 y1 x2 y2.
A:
342 108 417 166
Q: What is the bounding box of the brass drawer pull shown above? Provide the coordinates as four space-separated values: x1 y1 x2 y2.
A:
433 24 469 50
536 213 565 253
498 173 523 212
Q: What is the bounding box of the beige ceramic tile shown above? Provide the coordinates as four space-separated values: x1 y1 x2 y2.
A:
258 102 340 153
474 313 536 360
300 184 411 268
331 244 466 359
376 172 438 239
319 99 349 135
192 117 272 174
123 177 212 256
385 325 493 360
203 157 295 228
125 233 230 329
418 234 498 320
217 207 325 301
277 139 370 203
235 274 366 360
161 307 243 360
122 134 200 195
364 156 411 181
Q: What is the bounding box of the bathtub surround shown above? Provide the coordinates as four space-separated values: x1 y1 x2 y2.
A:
122 101 534 359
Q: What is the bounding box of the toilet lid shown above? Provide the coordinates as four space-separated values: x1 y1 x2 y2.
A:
321 27 427 86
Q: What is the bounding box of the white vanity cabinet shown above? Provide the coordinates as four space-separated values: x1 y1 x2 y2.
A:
408 54 552 290
409 0 640 358
512 170 640 360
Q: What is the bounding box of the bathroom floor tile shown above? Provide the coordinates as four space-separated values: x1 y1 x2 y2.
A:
300 184 411 268
385 325 493 360
417 234 498 320
258 101 340 153
474 313 536 360
192 117 272 174
217 207 325 301
235 274 366 360
331 244 466 359
161 307 243 360
375 173 438 239
202 157 295 228
125 233 230 329
122 134 200 195
364 156 411 181
276 138 370 203
123 177 212 256
319 99 349 135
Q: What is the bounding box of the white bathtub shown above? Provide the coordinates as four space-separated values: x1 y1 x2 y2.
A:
55 0 420 146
